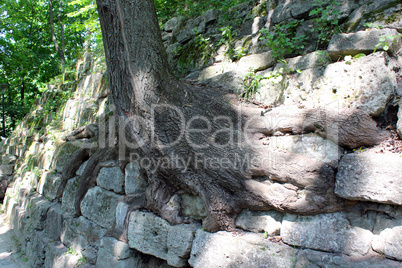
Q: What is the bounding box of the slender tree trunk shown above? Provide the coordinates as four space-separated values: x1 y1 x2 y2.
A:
49 0 66 71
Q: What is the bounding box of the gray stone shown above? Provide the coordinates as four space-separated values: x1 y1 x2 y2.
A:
125 162 148 195
128 211 169 260
164 17 182 32
372 226 402 261
38 172 62 201
268 134 343 166
189 230 296 268
167 223 200 267
44 242 81 268
96 166 125 194
25 193 54 230
271 2 292 24
335 151 402 206
281 213 373 256
176 29 194 44
235 209 283 235
100 237 132 260
328 28 402 60
1 154 17 165
62 177 79 214
116 201 129 230
73 216 108 248
60 225 88 252
236 51 275 73
296 52 396 116
166 43 181 57
82 246 98 265
128 211 200 267
45 203 68 240
296 248 402 268
181 194 207 220
284 51 331 71
0 164 14 176
80 186 121 229
203 9 219 24
96 246 139 268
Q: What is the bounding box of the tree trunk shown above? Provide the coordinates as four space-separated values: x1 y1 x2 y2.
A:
49 0 66 71
92 0 386 232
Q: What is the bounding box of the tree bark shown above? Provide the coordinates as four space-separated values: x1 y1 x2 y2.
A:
49 0 66 70
93 0 387 232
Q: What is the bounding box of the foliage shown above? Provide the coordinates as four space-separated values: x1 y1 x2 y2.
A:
242 71 265 100
309 0 342 49
154 0 250 25
259 20 308 60
176 30 215 72
0 0 93 136
373 33 402 53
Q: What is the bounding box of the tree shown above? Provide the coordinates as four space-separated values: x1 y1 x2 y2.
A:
57 0 388 233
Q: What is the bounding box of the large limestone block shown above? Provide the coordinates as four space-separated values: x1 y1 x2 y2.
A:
335 151 402 206
372 226 402 261
96 166 125 194
268 133 342 165
328 28 401 60
96 237 141 268
25 193 54 230
128 211 200 267
38 172 62 201
80 186 121 229
188 230 296 268
236 51 275 73
45 203 68 241
61 177 79 213
281 213 373 256
314 52 395 116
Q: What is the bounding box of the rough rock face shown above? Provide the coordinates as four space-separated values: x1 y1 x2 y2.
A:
335 151 402 206
127 211 200 267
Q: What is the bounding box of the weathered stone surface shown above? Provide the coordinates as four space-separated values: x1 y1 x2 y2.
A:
236 51 275 73
189 230 296 267
181 194 207 220
269 134 342 165
289 52 396 116
100 237 132 260
61 177 79 213
45 203 68 240
167 223 200 267
128 211 169 260
44 242 81 268
80 186 121 229
116 201 129 230
235 209 283 235
203 9 219 24
38 172 62 201
72 216 108 248
335 151 402 206
296 248 402 268
76 160 89 176
125 162 148 195
0 164 14 176
52 142 80 173
128 211 200 267
96 166 125 194
328 28 402 60
281 213 373 256
164 17 182 32
61 222 89 252
372 226 402 261
25 193 54 230
283 51 331 71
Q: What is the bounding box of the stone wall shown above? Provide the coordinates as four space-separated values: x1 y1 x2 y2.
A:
1 0 402 267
